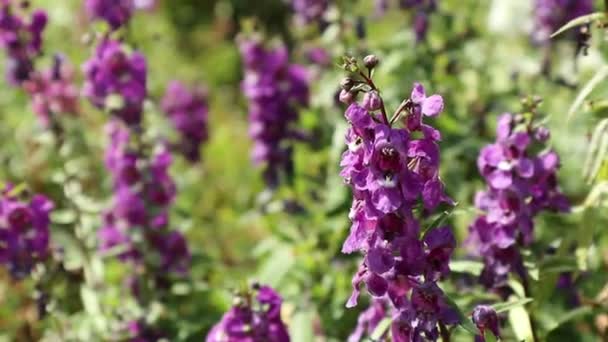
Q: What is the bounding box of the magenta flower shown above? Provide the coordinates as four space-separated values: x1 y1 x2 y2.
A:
82 39 147 126
206 285 290 342
0 185 53 279
0 2 47 85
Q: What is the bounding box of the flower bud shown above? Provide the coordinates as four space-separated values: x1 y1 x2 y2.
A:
340 77 354 91
363 54 379 69
362 91 381 111
534 126 550 142
339 89 355 104
472 305 500 338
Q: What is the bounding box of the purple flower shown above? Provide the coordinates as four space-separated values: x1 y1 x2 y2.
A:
22 55 79 126
161 80 209 162
348 299 389 342
0 3 47 85
0 186 53 279
399 0 437 41
341 80 456 341
467 113 569 289
85 0 134 30
472 305 500 342
100 120 188 279
83 39 147 126
533 0 593 43
239 38 309 188
206 284 290 342
291 0 329 25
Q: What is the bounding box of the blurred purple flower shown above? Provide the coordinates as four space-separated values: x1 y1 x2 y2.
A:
0 185 53 279
467 113 569 289
239 38 309 188
83 39 147 126
0 2 46 85
161 80 209 162
206 285 290 342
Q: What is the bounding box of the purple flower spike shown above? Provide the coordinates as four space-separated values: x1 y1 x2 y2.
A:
161 80 209 162
83 39 147 126
0 3 47 85
342 77 456 342
239 38 309 188
467 111 569 290
0 185 53 279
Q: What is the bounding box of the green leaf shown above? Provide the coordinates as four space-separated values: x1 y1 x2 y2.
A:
421 204 458 238
80 286 100 315
568 66 608 121
290 310 315 342
584 119 608 182
546 307 593 334
491 298 533 313
508 303 533 341
449 260 484 276
551 12 606 38
444 296 480 335
257 245 295 287
370 317 391 341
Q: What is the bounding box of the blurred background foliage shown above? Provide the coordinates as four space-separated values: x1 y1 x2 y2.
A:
0 0 608 341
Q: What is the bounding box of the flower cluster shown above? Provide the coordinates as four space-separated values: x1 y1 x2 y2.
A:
82 38 147 126
161 80 209 163
467 113 569 289
239 38 309 188
84 0 133 30
206 284 290 342
340 70 458 339
22 55 79 127
99 120 190 280
0 185 54 279
291 0 329 25
84 0 157 30
0 2 47 85
533 0 593 43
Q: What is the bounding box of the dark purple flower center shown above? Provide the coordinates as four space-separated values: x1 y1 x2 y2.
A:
8 207 33 229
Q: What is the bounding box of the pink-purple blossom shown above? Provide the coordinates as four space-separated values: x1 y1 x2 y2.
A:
467 113 569 289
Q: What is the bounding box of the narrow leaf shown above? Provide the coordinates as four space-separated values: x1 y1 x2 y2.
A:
370 317 392 340
444 297 480 335
551 12 606 38
492 298 533 314
583 119 608 181
508 304 533 341
449 260 484 276
568 66 608 121
546 307 592 333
